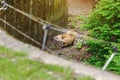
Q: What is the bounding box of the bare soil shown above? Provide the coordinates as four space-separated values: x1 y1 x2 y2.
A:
49 14 90 62
52 42 91 62
47 1 92 61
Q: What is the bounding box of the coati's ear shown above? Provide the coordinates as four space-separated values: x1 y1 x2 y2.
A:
69 29 77 36
67 29 74 33
71 29 77 36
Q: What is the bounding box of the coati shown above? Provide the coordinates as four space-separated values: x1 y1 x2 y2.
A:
54 30 77 47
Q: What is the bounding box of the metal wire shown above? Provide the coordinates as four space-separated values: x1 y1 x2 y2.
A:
0 18 42 47
5 3 44 25
0 17 56 53
5 2 67 30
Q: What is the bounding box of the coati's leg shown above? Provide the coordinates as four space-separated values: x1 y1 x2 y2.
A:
61 42 68 48
71 40 74 45
61 43 65 49
61 40 75 48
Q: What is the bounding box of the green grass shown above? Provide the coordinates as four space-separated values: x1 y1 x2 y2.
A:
0 46 94 80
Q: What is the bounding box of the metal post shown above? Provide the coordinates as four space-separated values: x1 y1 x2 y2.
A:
0 1 7 11
42 24 51 51
102 52 116 70
102 46 118 71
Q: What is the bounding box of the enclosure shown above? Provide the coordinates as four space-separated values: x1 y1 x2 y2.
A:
0 0 120 80
0 0 68 47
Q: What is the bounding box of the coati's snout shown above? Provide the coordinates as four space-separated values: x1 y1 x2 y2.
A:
54 35 63 41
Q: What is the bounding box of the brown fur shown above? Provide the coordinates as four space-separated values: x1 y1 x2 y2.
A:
54 30 76 47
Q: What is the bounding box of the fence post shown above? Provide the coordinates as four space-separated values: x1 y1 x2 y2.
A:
0 1 7 11
42 24 51 51
102 46 118 71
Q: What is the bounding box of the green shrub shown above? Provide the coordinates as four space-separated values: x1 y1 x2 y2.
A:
84 0 120 43
81 0 120 74
107 54 120 74
84 40 113 67
75 40 83 49
82 39 120 74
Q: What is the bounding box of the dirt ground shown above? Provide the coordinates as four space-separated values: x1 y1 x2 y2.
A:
48 14 90 62
48 0 95 61
68 0 95 16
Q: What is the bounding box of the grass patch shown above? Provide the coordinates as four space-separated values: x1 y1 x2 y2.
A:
0 46 93 80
